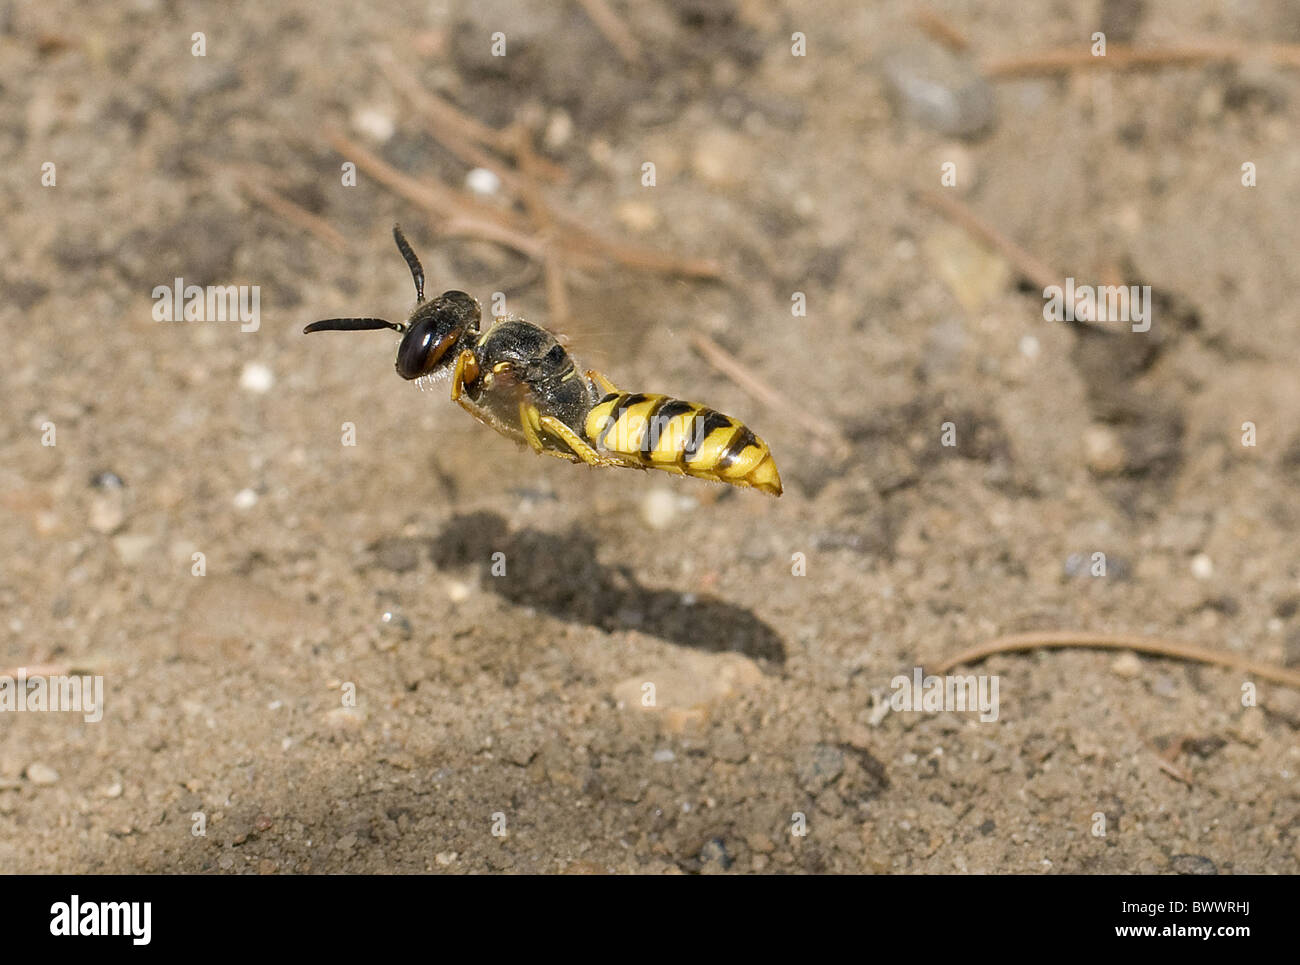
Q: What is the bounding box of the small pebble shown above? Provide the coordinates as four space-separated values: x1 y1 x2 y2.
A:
615 199 660 233
239 362 274 394
446 580 472 603
90 470 125 489
652 748 676 764
89 492 126 534
797 744 845 793
112 533 153 565
691 128 752 188
1169 854 1218 876
25 762 59 785
882 42 997 139
544 110 573 150
325 707 366 728
233 488 258 510
640 488 678 530
1190 553 1214 580
373 538 419 573
352 106 395 142
465 167 501 195
1111 652 1142 679
1083 424 1126 475
435 851 458 866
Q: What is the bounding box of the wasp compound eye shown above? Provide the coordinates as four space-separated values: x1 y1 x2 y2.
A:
395 312 463 380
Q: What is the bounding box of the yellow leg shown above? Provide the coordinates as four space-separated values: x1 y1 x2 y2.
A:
451 350 479 402
587 369 619 396
538 415 606 466
540 415 643 470
518 400 546 453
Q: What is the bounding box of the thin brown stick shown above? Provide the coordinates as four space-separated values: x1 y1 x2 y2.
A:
984 43 1300 79
913 189 1114 327
438 216 555 263
325 126 584 265
376 56 567 193
325 127 529 232
558 228 725 279
690 332 848 455
374 50 568 181
238 178 347 251
372 50 510 152
325 126 716 279
575 0 643 65
1155 757 1194 785
912 7 969 52
932 631 1300 689
914 189 1059 294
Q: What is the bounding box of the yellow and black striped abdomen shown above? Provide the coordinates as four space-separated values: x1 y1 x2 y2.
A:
584 392 782 496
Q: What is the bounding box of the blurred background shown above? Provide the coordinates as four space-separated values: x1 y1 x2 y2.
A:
2 0 1299 873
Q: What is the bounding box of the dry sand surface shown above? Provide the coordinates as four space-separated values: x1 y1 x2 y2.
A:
2 1 1299 873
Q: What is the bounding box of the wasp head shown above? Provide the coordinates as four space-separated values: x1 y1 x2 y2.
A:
394 290 480 380
303 224 481 381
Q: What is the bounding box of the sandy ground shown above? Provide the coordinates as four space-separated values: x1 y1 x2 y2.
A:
2 0 1300 874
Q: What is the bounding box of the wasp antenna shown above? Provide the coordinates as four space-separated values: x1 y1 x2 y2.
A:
304 317 406 335
392 223 425 303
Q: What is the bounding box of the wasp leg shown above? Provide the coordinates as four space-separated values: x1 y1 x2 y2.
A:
538 414 644 470
451 350 480 402
517 400 547 453
586 369 620 396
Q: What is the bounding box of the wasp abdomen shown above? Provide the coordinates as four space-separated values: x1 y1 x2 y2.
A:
585 392 782 496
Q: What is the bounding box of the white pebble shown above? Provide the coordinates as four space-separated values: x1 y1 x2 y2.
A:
446 580 472 603
1019 334 1040 359
544 110 573 150
233 488 258 510
465 167 501 196
240 362 274 394
1191 553 1214 580
652 748 677 764
352 106 395 143
1110 652 1142 679
640 488 678 530
25 762 59 785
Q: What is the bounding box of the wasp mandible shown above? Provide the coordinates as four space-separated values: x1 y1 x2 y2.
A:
304 226 782 496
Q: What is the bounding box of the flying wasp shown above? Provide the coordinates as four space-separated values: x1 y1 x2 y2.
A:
304 226 782 496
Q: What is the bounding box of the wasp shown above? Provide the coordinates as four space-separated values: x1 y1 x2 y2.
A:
305 226 782 496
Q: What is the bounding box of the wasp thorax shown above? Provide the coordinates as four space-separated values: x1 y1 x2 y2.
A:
395 291 481 380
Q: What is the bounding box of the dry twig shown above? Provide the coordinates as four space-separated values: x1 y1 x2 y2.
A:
912 7 969 52
690 332 848 457
984 42 1300 79
575 0 643 65
238 178 348 252
932 630 1300 689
